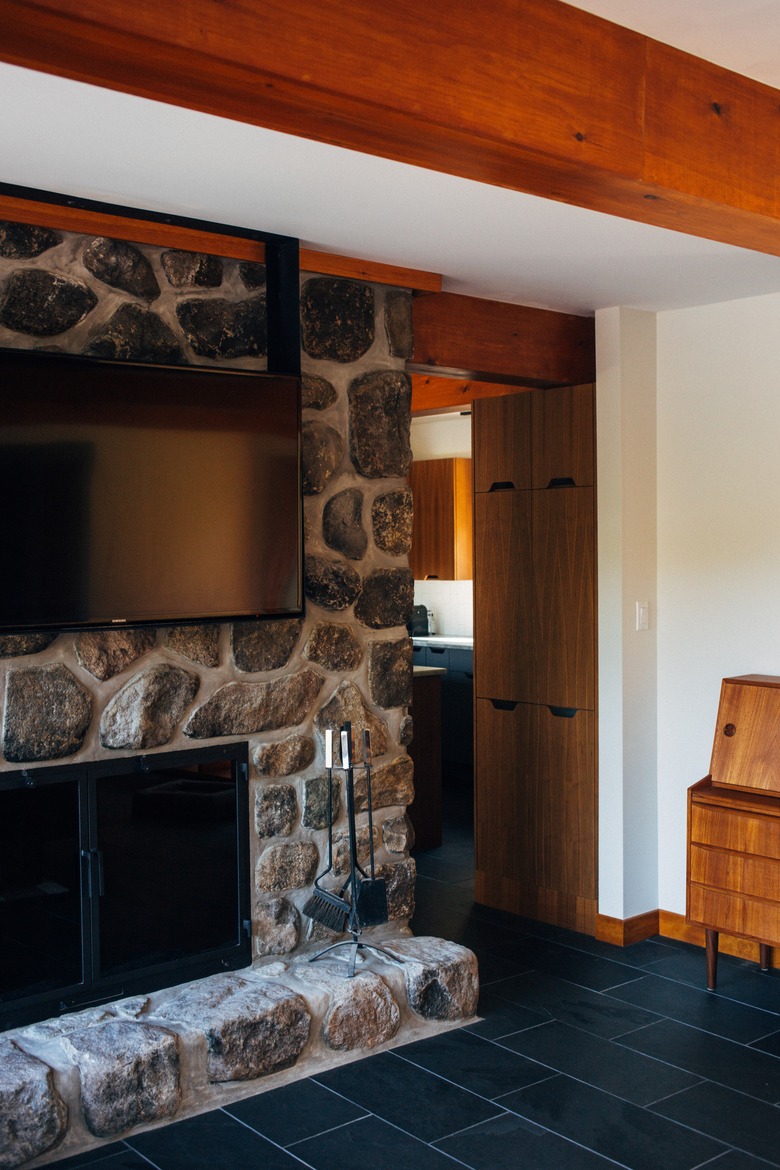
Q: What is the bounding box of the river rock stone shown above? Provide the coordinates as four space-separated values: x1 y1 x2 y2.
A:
161 249 223 287
384 289 413 358
185 669 324 738
3 663 92 762
371 487 414 555
355 568 414 629
377 858 416 920
301 774 340 830
154 975 310 1083
255 783 297 838
304 556 362 612
303 622 363 672
254 733 315 777
0 1041 67 1169
0 632 56 658
302 374 337 410
0 270 97 336
83 237 160 300
65 1020 180 1137
175 294 266 359
301 421 344 495
332 823 378 876
300 277 374 362
100 664 200 750
83 302 184 363
385 936 479 1021
76 628 157 681
256 842 319 892
0 221 62 258
368 637 413 707
316 681 389 761
163 624 220 667
323 488 367 559
232 618 303 672
293 962 400 1051
354 753 414 814
348 370 412 478
238 261 266 290
382 813 415 853
254 897 300 956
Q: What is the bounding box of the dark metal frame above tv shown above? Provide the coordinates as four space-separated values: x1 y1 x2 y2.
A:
0 182 304 632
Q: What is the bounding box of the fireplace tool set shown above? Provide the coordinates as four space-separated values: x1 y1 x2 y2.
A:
303 722 399 976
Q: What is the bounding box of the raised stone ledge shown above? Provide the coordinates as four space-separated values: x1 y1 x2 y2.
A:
4 935 477 1169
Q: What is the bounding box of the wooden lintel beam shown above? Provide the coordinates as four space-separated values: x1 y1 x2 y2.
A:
0 192 441 290
2 1 780 257
412 293 596 387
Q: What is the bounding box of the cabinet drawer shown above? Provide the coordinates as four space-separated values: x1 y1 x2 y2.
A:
687 884 780 945
690 843 780 899
690 803 780 860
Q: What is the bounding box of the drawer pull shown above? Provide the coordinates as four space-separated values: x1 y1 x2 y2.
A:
488 481 515 492
549 706 577 718
724 723 737 737
490 699 517 711
547 477 576 488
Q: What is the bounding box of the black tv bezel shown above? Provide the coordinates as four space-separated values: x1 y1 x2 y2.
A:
0 182 304 635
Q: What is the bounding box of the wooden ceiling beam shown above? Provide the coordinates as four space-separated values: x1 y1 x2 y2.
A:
2 0 780 256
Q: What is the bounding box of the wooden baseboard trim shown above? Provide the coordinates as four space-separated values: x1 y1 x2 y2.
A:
596 908 778 969
595 909 659 947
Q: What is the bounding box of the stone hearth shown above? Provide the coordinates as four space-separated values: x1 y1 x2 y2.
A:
1 937 478 1168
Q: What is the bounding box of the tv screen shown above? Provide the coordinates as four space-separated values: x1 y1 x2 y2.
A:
0 349 302 631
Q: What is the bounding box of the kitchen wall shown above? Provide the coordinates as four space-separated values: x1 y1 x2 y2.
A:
410 411 473 637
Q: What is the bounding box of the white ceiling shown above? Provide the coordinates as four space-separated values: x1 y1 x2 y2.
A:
2 2 780 316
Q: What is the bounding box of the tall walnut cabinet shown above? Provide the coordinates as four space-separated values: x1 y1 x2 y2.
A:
473 385 597 934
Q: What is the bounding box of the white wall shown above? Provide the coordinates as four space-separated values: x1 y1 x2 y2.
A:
656 290 780 913
596 308 659 920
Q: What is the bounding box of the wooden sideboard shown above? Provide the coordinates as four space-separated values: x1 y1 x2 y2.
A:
687 675 780 989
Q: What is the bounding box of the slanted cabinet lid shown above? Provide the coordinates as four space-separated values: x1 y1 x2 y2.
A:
710 675 780 793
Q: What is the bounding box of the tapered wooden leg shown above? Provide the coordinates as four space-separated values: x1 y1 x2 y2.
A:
759 944 771 972
705 929 718 990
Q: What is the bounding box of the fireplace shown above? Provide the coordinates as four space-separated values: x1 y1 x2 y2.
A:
0 743 250 1032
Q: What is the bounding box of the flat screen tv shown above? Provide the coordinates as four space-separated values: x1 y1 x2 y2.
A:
0 348 302 632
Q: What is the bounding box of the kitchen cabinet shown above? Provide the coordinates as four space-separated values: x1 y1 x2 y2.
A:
412 642 474 781
472 384 597 934
687 675 780 987
408 457 473 580
408 669 443 850
473 384 594 493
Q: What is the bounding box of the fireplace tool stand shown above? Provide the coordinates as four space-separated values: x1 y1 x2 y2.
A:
304 723 401 977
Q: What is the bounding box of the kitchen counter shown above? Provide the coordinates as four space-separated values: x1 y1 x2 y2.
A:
413 665 447 676
411 635 474 648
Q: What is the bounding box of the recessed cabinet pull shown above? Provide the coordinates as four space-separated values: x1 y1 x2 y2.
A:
488 481 515 492
490 699 517 710
546 477 576 488
548 706 577 718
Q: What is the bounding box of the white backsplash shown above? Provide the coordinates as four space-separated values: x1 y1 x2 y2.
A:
413 579 473 637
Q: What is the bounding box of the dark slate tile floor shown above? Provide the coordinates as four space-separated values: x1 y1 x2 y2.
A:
46 796 780 1170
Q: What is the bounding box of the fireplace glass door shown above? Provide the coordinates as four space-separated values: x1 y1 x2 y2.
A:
0 743 250 1032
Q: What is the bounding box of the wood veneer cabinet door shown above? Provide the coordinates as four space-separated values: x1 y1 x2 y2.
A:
532 383 595 489
474 489 533 702
473 392 532 493
408 457 473 580
531 486 596 710
474 698 597 931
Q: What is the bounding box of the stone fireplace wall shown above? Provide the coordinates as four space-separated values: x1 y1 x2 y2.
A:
0 218 418 965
